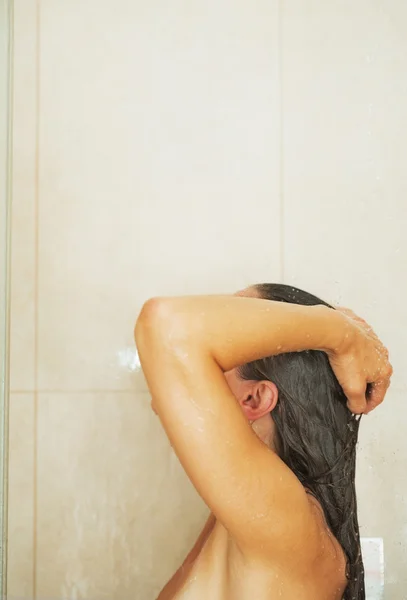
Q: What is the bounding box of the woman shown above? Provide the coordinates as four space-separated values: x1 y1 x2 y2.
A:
135 283 392 600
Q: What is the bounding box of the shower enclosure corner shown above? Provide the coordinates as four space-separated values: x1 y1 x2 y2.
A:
0 0 13 595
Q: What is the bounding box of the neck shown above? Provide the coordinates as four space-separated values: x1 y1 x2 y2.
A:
252 415 276 451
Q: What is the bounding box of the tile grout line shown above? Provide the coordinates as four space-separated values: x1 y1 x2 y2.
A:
33 1 41 597
278 0 285 284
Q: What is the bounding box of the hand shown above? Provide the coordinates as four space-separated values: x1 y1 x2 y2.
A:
327 307 393 414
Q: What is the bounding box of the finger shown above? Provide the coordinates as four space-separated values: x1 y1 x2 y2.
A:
365 379 389 413
347 398 367 414
345 385 368 414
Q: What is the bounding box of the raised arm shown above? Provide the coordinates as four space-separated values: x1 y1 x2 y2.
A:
136 295 391 413
134 295 391 560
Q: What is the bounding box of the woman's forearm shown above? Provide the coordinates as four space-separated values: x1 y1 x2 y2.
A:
136 295 349 371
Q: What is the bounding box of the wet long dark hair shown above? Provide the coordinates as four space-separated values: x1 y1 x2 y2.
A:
238 283 365 600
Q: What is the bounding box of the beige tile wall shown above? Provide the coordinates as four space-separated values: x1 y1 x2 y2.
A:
36 392 209 598
357 390 407 596
282 2 407 596
7 0 406 598
10 0 37 392
282 0 407 387
7 393 34 597
9 0 280 597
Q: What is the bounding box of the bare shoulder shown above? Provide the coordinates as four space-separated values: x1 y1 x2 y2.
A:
233 495 348 599
225 515 347 600
245 493 347 582
306 495 348 590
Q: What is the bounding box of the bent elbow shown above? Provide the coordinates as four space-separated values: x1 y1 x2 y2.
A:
135 297 187 345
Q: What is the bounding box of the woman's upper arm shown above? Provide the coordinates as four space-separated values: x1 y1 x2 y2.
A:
135 302 318 559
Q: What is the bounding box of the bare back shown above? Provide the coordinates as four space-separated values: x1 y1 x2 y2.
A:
157 498 347 600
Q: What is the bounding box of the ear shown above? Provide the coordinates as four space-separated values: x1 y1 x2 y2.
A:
242 380 278 421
